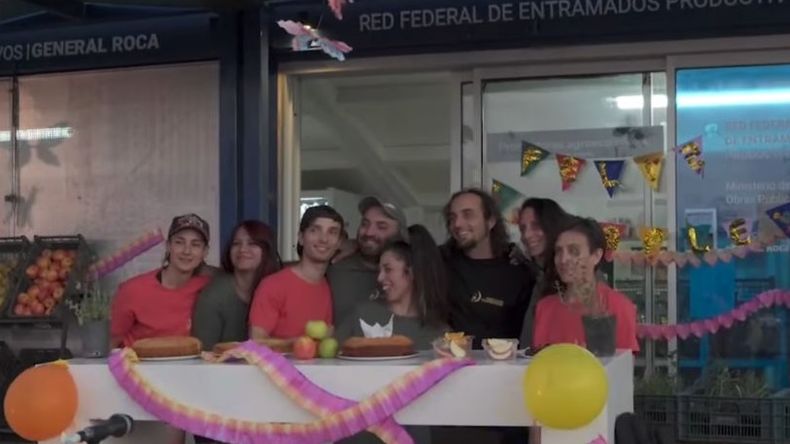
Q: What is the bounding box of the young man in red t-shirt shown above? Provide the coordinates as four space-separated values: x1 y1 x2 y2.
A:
249 205 344 339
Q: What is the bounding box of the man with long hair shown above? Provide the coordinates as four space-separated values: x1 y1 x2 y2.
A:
441 188 536 346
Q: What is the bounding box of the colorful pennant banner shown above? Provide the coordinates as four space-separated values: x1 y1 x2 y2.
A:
767 202 790 236
638 289 790 341
632 152 664 191
556 154 586 191
674 136 705 176
520 142 550 176
594 160 625 198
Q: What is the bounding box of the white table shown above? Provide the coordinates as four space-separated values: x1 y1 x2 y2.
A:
42 351 633 444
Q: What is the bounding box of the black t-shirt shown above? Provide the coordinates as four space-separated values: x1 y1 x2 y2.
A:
442 245 536 348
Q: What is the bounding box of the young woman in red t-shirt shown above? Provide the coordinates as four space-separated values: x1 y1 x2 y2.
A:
110 214 212 347
532 216 639 352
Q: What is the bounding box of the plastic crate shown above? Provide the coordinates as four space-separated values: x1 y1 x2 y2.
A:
0 237 32 317
635 394 677 431
5 235 95 321
678 393 777 443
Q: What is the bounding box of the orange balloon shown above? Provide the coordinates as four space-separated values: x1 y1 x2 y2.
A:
3 361 78 441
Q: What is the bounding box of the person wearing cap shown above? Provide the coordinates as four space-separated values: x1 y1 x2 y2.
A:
327 196 407 327
249 205 344 340
110 214 212 347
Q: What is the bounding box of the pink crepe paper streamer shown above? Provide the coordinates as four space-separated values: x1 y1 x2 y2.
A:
328 0 354 20
90 229 164 280
109 343 474 444
638 290 790 341
589 435 608 444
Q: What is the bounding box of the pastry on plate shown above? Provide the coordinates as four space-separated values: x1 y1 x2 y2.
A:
340 335 414 357
132 336 202 358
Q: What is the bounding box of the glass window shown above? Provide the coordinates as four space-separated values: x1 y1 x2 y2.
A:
16 63 220 285
297 72 453 258
482 72 668 371
0 79 12 237
676 64 790 389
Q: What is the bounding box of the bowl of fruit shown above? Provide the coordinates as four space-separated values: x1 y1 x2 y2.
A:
432 332 474 358
482 338 519 361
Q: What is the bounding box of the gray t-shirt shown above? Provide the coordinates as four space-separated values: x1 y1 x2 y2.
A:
191 273 249 350
327 252 380 327
335 300 448 350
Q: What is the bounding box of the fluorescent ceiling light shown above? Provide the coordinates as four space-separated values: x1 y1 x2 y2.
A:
614 89 790 109
613 95 668 110
0 126 74 142
677 89 790 108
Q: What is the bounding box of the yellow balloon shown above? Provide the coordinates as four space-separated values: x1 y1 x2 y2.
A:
523 344 608 429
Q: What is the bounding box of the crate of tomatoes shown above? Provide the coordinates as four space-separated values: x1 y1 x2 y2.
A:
0 237 32 318
6 235 94 320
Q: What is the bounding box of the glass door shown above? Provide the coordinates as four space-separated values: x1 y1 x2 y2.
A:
465 67 670 374
671 56 790 389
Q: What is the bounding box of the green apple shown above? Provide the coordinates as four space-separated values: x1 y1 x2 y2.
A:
305 320 329 340
318 338 339 358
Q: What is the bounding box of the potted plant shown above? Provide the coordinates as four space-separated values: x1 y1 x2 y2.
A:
66 281 111 358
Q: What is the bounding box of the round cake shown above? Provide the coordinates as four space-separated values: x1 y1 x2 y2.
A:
132 336 202 358
340 335 414 357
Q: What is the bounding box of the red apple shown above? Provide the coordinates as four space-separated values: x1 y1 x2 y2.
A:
41 249 53 259
27 286 41 299
52 249 66 261
44 269 58 282
30 302 44 316
17 292 30 305
36 257 51 270
44 307 53 316
25 265 39 279
52 288 64 301
13 304 25 316
293 336 317 360
61 257 74 268
58 268 69 280
42 298 55 309
66 250 76 259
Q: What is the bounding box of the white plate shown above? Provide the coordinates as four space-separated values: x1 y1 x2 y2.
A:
139 354 201 362
336 352 420 361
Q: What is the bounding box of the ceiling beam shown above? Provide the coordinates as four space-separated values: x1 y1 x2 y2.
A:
19 0 86 19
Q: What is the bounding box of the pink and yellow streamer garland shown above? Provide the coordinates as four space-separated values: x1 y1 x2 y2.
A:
638 289 790 341
108 341 474 444
89 229 164 280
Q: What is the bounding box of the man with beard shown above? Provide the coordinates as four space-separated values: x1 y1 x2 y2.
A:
442 188 536 347
436 188 536 444
328 196 407 327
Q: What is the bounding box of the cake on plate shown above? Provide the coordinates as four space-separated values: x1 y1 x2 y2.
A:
132 336 202 358
340 335 415 357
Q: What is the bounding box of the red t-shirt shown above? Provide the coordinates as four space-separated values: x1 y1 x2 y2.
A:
110 269 210 347
248 267 333 339
533 282 639 352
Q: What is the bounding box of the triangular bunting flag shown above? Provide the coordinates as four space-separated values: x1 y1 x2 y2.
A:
491 179 524 211
766 202 790 237
674 136 705 176
520 142 550 176
556 154 586 191
632 152 664 191
594 160 625 198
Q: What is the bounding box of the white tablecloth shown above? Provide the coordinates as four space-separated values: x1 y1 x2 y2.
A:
42 350 633 444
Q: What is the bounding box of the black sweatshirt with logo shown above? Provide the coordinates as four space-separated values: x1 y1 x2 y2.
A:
441 245 536 348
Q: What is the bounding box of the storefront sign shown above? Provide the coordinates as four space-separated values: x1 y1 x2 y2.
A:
271 0 790 56
0 13 218 75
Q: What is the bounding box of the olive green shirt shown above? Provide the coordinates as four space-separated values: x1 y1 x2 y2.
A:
335 300 448 350
191 273 249 350
327 253 381 327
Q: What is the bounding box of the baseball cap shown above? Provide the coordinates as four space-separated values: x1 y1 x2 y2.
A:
358 196 408 239
168 214 210 244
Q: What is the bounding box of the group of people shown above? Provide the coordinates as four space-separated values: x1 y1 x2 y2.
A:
110 188 638 356
108 188 639 444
